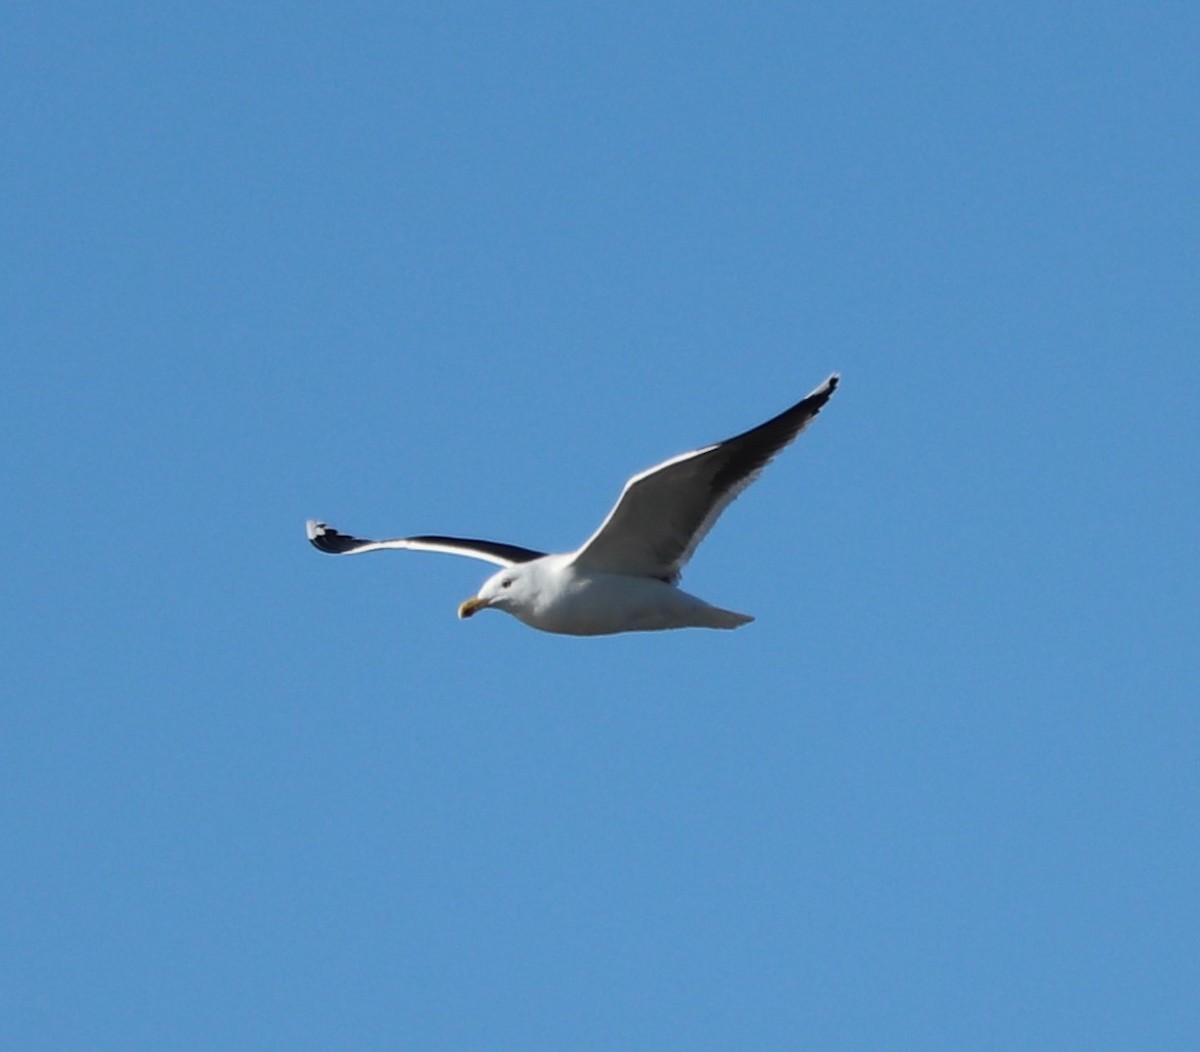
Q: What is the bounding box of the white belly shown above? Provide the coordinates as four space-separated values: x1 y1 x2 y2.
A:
517 569 751 636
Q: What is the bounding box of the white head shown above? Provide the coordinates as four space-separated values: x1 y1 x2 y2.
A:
457 563 540 622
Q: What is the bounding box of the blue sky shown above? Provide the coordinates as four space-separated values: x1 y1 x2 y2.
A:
3 3 1198 1048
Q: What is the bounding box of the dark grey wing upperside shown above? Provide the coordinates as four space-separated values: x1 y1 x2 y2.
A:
306 521 546 566
405 535 548 564
569 374 839 580
703 373 839 502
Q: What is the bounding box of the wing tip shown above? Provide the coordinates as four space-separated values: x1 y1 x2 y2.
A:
307 519 365 555
802 372 840 413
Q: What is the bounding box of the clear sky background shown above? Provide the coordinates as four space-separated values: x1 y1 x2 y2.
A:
3 4 1197 1049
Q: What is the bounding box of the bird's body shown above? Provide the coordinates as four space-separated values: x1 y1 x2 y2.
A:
460 556 753 636
308 374 839 635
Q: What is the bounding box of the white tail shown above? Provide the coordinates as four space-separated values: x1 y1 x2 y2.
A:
703 606 755 630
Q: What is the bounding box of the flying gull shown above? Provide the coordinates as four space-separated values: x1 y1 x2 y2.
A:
307 373 839 635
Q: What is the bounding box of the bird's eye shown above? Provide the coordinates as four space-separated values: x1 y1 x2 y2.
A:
501 579 513 589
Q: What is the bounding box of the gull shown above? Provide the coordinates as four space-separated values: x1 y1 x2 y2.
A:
307 374 839 635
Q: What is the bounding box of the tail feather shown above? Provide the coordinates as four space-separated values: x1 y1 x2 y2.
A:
706 607 755 630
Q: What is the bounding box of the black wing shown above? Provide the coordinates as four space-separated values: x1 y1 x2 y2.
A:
307 521 546 567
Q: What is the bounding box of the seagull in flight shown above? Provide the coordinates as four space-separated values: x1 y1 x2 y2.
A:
308 373 839 635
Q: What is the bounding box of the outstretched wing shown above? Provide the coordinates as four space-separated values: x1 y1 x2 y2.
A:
307 520 545 567
568 374 839 582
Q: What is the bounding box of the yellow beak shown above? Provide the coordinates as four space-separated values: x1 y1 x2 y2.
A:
458 596 490 619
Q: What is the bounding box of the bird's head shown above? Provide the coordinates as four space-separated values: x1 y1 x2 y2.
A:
457 564 535 620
